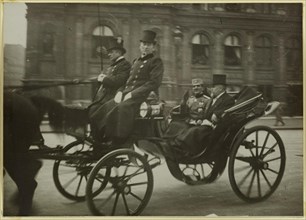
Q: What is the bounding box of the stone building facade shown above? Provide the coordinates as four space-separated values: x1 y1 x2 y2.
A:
24 3 303 113
4 44 26 86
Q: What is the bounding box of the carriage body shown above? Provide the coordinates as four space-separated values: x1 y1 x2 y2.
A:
34 86 285 216
83 87 286 215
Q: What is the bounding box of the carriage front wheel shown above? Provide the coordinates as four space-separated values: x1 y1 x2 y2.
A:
228 126 286 203
86 149 154 216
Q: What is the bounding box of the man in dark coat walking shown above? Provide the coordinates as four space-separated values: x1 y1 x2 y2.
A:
105 30 164 145
174 74 235 155
88 36 131 142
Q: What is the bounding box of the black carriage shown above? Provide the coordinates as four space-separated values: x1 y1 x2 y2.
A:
46 86 285 216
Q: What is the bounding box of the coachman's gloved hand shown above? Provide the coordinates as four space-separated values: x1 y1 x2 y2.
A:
114 91 123 103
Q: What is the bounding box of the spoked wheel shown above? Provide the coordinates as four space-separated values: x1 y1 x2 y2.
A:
53 140 103 201
228 126 286 203
86 149 153 216
179 156 227 185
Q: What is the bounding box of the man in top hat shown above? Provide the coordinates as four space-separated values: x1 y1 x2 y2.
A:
104 30 164 146
172 74 235 156
88 36 131 143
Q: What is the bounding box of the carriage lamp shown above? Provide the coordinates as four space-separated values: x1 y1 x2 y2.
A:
139 102 163 118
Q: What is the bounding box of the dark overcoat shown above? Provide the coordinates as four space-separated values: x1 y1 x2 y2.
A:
88 58 131 140
175 92 235 155
105 53 164 140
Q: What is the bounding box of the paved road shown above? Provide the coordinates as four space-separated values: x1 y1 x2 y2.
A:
3 129 303 218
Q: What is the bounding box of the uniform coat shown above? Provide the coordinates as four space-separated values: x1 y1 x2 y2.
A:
88 57 131 141
175 92 235 155
164 92 210 139
105 53 164 140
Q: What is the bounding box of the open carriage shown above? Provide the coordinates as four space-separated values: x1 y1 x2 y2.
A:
45 86 285 216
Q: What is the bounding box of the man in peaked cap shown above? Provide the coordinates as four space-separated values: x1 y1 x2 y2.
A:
163 78 210 143
170 74 235 156
88 36 131 144
104 29 164 147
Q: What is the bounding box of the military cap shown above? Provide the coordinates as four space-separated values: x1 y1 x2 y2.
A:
192 78 204 86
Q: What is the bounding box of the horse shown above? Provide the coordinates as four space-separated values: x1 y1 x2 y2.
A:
3 91 64 216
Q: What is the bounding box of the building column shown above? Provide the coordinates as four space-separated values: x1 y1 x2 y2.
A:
212 30 224 77
75 17 84 77
274 33 287 102
245 31 256 87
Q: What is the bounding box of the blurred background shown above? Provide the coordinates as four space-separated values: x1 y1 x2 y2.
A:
3 2 303 116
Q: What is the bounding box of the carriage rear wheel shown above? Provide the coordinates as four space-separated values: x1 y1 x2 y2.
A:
86 149 153 216
228 126 286 203
53 140 104 201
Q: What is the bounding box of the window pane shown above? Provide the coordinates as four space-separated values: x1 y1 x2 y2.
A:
192 34 210 65
255 36 272 67
224 46 241 65
192 44 209 65
92 26 114 36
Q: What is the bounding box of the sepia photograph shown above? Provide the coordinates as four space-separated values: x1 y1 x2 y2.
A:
1 1 304 218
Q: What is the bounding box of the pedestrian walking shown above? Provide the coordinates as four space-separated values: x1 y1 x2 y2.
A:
274 104 285 126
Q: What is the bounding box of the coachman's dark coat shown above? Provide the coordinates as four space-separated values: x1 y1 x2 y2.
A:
88 58 131 140
105 53 164 140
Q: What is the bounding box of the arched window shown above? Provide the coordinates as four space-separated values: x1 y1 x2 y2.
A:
92 25 114 58
224 35 242 66
191 34 210 65
255 35 272 67
285 37 302 70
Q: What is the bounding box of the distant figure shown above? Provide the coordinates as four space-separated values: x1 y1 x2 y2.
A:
274 104 285 126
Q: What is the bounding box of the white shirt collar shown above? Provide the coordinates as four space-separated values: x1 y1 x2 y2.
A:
116 56 124 62
212 91 225 105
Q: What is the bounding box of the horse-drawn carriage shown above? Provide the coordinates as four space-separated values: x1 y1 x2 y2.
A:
27 86 286 216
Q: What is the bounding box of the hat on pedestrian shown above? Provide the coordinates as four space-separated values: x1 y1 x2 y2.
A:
192 78 204 86
107 36 126 54
140 30 157 44
212 74 227 86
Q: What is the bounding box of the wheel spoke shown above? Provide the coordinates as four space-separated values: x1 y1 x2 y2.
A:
62 174 79 189
111 192 120 216
255 131 259 157
264 156 281 163
98 190 116 209
124 167 146 181
236 156 252 163
128 181 148 187
59 169 79 175
200 164 205 177
256 170 262 197
266 167 279 175
260 132 270 156
237 167 253 187
262 142 278 158
235 165 251 174
259 169 272 189
246 169 256 197
75 175 84 196
121 193 131 215
129 191 143 201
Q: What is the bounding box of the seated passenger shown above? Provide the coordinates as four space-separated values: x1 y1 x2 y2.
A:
104 30 164 147
173 74 235 156
163 78 210 139
88 36 131 143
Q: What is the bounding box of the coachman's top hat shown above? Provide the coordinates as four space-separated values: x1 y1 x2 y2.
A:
192 78 204 86
107 36 126 54
140 30 157 43
212 74 227 86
